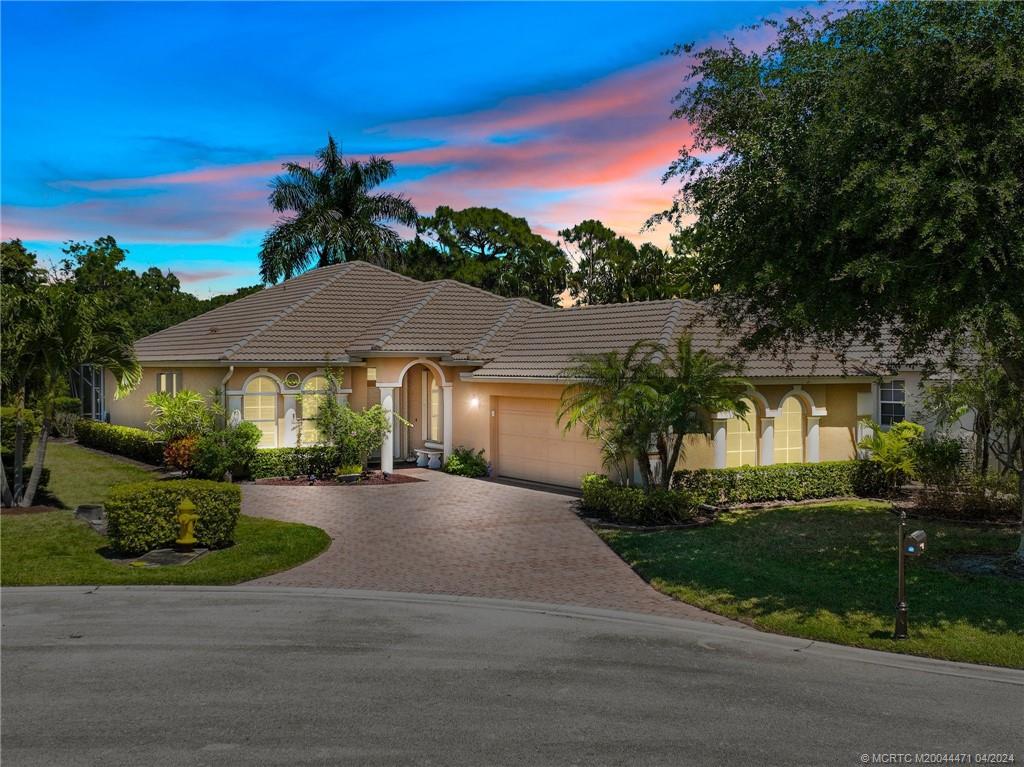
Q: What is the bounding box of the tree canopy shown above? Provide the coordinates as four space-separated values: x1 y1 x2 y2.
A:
560 219 687 305
409 206 569 306
55 236 262 340
660 1 1024 385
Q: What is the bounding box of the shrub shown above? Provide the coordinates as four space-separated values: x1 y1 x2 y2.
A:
312 375 394 468
0 406 39 458
917 471 1020 521
163 435 199 474
192 422 262 481
336 463 363 477
850 460 890 498
443 447 488 478
581 474 697 525
145 390 218 441
249 446 341 479
911 435 966 489
76 419 164 464
105 479 241 554
672 461 858 505
857 419 925 491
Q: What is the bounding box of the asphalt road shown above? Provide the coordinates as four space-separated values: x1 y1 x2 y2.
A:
2 587 1021 766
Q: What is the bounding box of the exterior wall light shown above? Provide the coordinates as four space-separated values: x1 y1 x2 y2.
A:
469 396 480 408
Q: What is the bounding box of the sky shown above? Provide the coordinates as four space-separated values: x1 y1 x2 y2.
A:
1 1 798 297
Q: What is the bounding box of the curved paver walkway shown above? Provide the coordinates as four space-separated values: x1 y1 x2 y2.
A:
243 470 740 626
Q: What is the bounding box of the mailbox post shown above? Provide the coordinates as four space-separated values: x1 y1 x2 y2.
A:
894 511 927 640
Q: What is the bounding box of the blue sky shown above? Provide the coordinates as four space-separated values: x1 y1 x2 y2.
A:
1 1 797 296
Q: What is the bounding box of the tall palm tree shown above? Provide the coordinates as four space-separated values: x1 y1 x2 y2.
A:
259 134 418 283
1 285 141 507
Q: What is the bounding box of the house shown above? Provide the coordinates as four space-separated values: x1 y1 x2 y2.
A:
99 261 939 488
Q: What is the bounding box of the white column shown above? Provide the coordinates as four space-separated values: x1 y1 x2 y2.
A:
283 394 298 447
713 419 728 469
806 416 821 463
378 386 395 473
760 417 775 466
442 383 453 460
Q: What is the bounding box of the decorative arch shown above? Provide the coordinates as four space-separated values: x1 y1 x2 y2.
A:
776 385 827 417
377 358 449 388
241 370 284 392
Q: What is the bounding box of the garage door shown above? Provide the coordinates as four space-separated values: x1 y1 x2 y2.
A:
496 397 604 488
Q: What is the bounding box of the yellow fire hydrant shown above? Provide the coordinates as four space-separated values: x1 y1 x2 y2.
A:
175 498 199 552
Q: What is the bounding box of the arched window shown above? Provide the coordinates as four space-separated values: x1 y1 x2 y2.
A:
726 399 757 467
243 375 278 448
774 396 805 464
299 375 329 445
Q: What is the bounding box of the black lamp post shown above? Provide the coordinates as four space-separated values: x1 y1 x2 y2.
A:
894 510 927 640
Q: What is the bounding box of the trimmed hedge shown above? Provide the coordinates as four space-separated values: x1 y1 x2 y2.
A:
581 474 698 526
105 479 241 554
672 461 861 505
249 446 341 479
849 460 890 498
76 419 164 465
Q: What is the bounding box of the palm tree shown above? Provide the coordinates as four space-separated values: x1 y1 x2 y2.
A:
559 334 749 489
1 285 141 507
259 134 418 283
558 342 664 485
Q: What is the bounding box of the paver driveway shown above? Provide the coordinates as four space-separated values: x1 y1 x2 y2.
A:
243 470 738 625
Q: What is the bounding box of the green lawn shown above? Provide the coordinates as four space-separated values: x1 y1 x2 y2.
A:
2 441 330 586
599 501 1024 668
44 440 154 508
1 511 330 586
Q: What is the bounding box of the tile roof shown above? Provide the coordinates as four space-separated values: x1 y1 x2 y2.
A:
134 261 886 379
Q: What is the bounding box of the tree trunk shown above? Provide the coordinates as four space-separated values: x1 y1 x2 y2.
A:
13 386 27 502
1 465 14 508
636 451 655 490
1016 466 1024 564
19 418 50 508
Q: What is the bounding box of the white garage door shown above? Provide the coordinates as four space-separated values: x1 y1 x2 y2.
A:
496 397 604 488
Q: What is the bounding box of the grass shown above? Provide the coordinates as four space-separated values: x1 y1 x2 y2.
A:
599 501 1024 668
2 441 330 586
1 511 330 586
43 440 153 508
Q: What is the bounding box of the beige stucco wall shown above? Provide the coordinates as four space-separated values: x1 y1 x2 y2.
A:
106 358 873 484
105 366 226 430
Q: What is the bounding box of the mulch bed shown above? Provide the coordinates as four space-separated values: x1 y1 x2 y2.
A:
254 471 425 487
1 505 62 516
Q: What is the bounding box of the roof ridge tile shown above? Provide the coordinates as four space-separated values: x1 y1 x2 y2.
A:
464 300 525 359
224 262 354 360
368 281 447 351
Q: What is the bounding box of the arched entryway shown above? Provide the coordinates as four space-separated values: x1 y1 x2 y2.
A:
375 359 452 473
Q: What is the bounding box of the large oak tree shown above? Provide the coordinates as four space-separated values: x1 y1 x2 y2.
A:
660 1 1023 380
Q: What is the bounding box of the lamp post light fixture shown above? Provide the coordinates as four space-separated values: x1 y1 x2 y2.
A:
894 511 927 640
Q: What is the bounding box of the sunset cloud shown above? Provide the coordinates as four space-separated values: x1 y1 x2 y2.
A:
2 1 795 293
